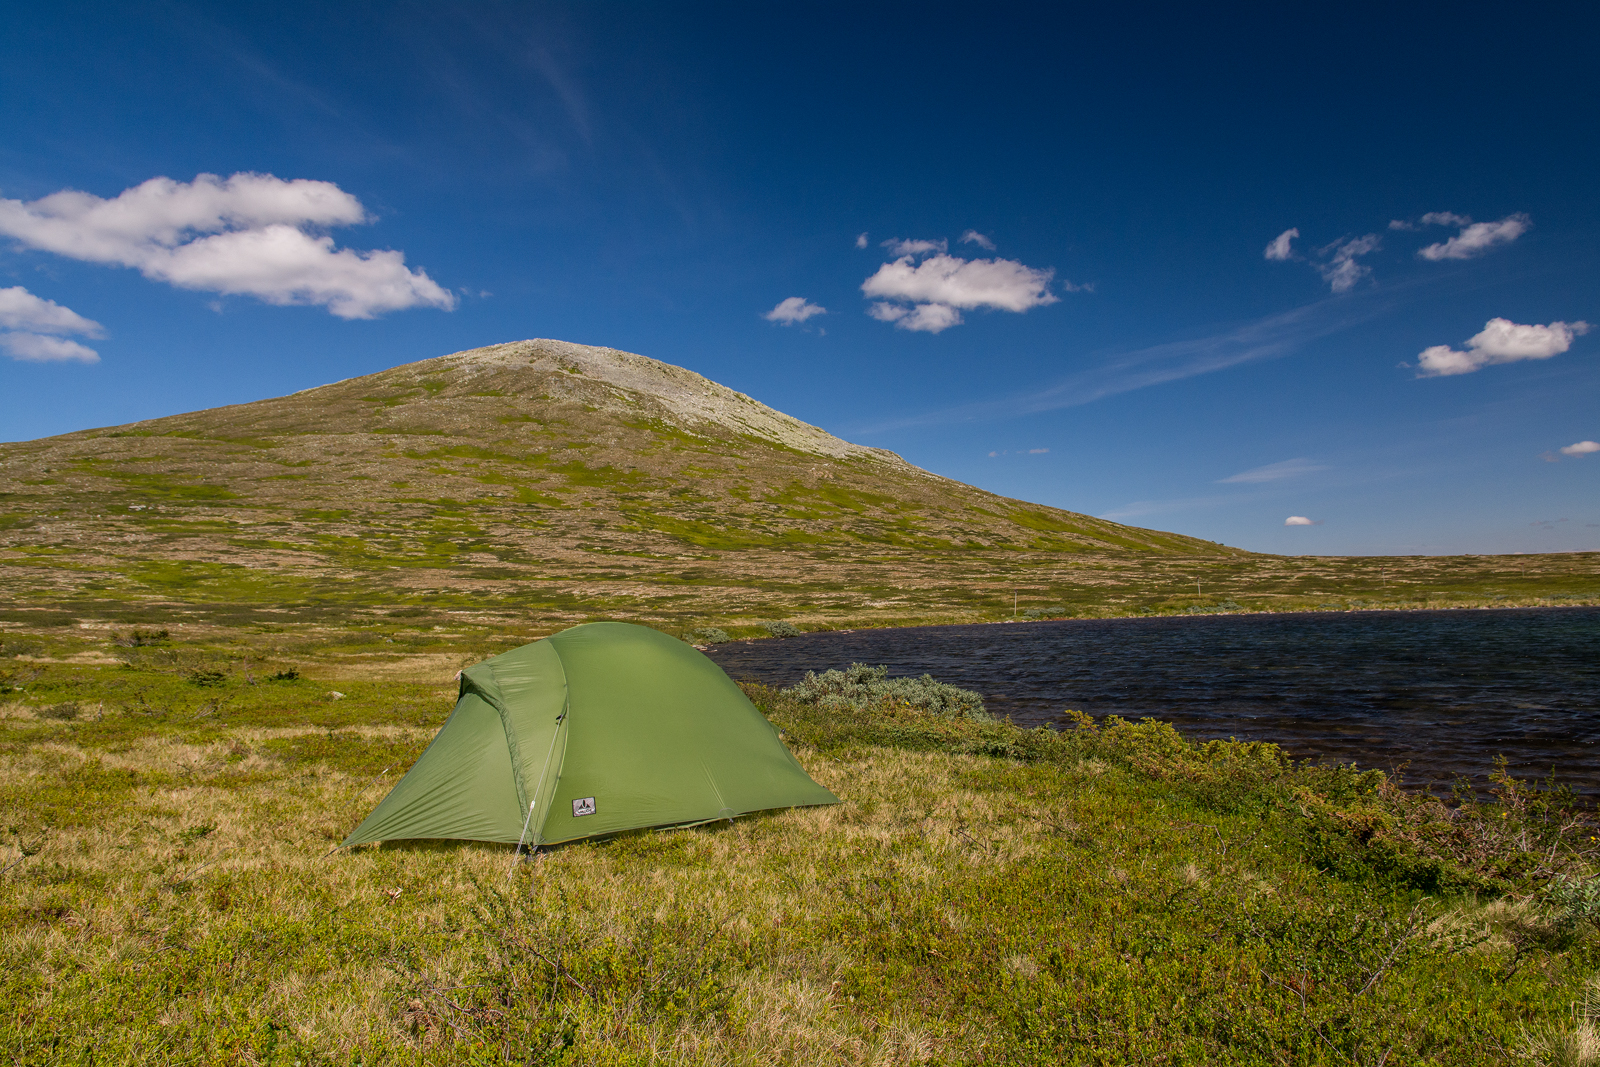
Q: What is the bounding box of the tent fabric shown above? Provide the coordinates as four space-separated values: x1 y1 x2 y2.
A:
341 622 837 848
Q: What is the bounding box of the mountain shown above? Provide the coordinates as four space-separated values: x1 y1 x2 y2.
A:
0 339 1240 631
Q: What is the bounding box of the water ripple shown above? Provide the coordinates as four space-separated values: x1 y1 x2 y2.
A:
706 608 1600 796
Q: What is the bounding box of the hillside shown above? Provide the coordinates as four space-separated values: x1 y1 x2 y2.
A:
0 339 1248 631
4 338 1595 637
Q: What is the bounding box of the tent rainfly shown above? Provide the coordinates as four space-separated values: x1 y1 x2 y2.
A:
341 622 838 849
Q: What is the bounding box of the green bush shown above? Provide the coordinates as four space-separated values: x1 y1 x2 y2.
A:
1549 874 1600 932
683 627 731 644
759 620 802 638
782 662 990 720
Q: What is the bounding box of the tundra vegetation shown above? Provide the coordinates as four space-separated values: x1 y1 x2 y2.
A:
3 339 1599 1063
1 629 1597 1065
0 340 1594 640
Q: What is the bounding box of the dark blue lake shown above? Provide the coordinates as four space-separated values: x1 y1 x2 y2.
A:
704 607 1600 797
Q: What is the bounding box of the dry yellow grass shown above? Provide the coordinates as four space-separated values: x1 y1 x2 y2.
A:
6 672 1598 1064
1 724 1077 1064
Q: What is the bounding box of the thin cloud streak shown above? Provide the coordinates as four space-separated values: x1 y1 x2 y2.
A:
1217 457 1330 484
849 294 1382 436
1099 492 1252 521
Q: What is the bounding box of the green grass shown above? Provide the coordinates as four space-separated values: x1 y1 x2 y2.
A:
2 642 1596 1065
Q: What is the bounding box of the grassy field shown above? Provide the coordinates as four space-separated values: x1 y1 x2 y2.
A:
3 631 1598 1066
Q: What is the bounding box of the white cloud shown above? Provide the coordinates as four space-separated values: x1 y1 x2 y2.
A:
0 332 99 363
863 253 1057 312
1560 440 1600 456
868 300 963 333
1263 228 1299 261
855 232 868 249
959 229 996 251
880 237 947 257
0 286 103 363
0 172 456 319
1417 317 1590 377
1217 457 1329 484
1419 211 1472 228
1284 515 1316 526
1387 219 1416 231
0 286 103 336
861 250 1059 333
1316 234 1380 293
763 296 826 325
1028 448 1049 454
1418 213 1529 261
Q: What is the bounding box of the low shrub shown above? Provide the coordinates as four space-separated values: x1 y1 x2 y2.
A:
753 683 1599 903
39 702 79 721
1549 873 1600 932
113 628 169 647
782 662 990 721
759 620 802 638
683 627 731 645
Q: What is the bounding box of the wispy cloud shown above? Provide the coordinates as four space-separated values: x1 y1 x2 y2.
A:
1391 211 1472 231
959 229 996 251
1099 491 1248 521
1263 228 1299 261
879 237 947 257
1417 317 1589 377
852 295 1380 435
0 173 456 319
0 286 103 363
855 232 868 249
1217 457 1329 484
1316 234 1381 293
1418 213 1530 261
529 47 593 145
868 300 962 333
763 296 826 325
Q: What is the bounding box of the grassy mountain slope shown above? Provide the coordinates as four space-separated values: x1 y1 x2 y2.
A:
1 338 1594 635
0 339 1240 630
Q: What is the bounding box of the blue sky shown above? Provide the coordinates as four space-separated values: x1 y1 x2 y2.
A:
2 1 1596 555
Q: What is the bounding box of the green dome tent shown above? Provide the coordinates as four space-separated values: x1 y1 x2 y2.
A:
341 622 837 849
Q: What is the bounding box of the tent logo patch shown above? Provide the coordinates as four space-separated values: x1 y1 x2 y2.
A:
572 797 596 817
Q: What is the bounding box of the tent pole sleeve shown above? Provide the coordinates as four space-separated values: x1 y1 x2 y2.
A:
507 800 536 880
524 698 569 848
